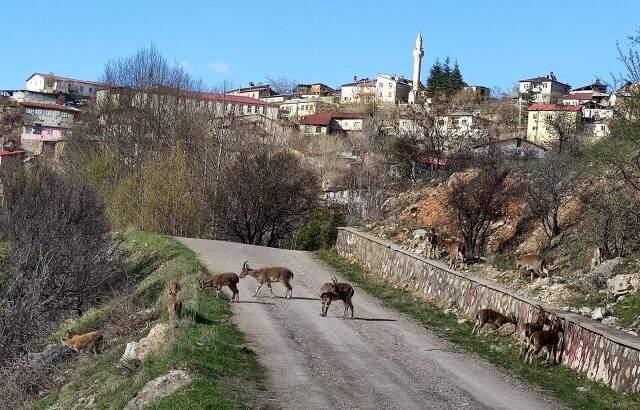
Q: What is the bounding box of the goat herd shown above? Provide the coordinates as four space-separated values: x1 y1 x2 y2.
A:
61 259 565 368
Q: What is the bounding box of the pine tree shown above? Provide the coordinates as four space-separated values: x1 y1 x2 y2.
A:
426 59 444 96
451 61 465 93
442 57 452 94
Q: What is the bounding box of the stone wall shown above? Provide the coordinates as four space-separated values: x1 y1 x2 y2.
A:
336 227 640 394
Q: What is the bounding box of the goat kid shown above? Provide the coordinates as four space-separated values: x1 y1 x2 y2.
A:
319 276 355 319
241 261 294 299
200 272 240 302
167 281 183 321
438 239 465 269
62 331 103 355
472 308 516 335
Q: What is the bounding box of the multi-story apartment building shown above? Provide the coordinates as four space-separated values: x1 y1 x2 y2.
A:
519 72 571 103
278 98 334 122
526 103 582 145
26 72 103 97
340 78 377 103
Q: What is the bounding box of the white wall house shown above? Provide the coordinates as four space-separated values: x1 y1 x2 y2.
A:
228 84 277 100
299 112 367 135
434 112 490 138
26 73 103 97
519 72 571 103
374 74 411 104
340 78 377 103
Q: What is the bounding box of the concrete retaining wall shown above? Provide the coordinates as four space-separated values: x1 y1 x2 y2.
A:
336 227 640 394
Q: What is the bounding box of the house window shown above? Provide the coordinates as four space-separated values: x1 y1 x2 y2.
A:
61 112 69 118
437 119 445 126
387 92 392 97
33 124 42 135
44 110 52 116
546 114 553 120
532 113 538 119
316 126 321 133
388 83 392 88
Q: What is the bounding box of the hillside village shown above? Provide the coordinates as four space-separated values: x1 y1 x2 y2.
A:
3 28 640 408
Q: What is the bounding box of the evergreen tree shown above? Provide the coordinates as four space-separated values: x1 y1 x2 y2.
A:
451 61 465 93
442 57 452 94
426 59 444 95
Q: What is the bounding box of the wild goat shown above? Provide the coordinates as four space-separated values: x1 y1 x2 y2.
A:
472 308 516 335
200 272 240 302
319 276 355 319
425 228 439 259
167 281 183 321
590 246 604 270
515 254 550 282
525 318 564 365
62 331 103 354
519 311 551 356
240 261 294 299
438 239 465 269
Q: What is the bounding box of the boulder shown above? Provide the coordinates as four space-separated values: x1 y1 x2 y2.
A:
591 307 609 321
579 306 593 317
583 257 624 289
124 370 192 410
28 344 76 367
607 274 640 297
601 316 618 327
412 229 428 240
498 323 516 336
117 323 170 371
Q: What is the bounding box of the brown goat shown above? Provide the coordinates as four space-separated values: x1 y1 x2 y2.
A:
472 308 516 335
319 276 355 319
167 281 183 321
240 261 294 299
515 254 550 282
62 331 103 354
438 239 465 269
519 311 551 356
525 318 564 364
200 272 240 302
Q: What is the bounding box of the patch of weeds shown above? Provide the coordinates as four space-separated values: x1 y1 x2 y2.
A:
317 249 640 410
612 294 640 328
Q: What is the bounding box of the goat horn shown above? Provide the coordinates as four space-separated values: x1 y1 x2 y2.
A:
243 260 249 268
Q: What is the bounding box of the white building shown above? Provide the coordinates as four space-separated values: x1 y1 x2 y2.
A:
299 112 367 135
375 74 411 104
228 84 277 100
279 98 334 122
519 72 571 103
435 112 490 138
26 73 103 97
340 78 377 103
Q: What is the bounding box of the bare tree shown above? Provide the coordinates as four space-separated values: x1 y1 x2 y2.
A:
523 154 579 239
266 76 296 95
0 162 125 363
213 145 320 246
448 161 510 258
0 98 24 148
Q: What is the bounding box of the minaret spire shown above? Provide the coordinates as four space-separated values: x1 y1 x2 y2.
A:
410 32 424 104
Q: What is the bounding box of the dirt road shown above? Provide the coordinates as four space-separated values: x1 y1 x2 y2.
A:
179 238 560 409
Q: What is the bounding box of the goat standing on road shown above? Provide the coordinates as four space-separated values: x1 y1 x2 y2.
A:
319 276 355 319
200 272 240 302
240 261 294 299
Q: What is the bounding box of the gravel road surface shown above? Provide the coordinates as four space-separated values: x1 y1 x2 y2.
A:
178 238 560 410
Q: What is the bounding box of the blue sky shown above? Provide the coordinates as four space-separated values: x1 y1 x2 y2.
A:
1 1 639 92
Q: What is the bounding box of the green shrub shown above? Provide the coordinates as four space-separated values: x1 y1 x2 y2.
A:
294 208 344 251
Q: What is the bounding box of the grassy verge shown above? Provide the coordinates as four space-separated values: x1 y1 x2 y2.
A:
318 249 640 410
36 230 264 409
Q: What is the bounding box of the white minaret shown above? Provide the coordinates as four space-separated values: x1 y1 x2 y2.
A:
410 32 424 104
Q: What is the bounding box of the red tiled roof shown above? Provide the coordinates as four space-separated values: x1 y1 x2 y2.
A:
527 103 581 112
19 101 79 112
26 72 104 87
299 112 367 126
562 92 593 101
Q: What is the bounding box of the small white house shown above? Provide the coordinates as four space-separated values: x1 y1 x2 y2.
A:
26 73 103 97
472 138 547 159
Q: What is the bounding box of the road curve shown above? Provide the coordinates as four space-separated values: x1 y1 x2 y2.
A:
178 238 560 410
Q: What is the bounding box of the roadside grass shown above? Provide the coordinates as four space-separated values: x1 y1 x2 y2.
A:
36 230 264 409
612 294 640 328
317 248 640 410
